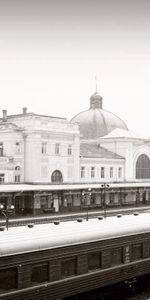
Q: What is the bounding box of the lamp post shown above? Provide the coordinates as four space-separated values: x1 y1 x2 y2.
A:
101 183 110 219
0 204 14 230
82 188 92 221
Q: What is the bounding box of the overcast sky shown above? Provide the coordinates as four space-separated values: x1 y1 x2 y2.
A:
0 0 150 135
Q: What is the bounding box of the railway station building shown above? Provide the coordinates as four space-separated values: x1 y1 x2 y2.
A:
0 91 150 216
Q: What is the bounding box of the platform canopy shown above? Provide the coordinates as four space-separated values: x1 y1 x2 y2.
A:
0 182 149 193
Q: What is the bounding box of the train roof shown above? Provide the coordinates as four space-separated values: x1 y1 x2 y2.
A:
1 213 150 257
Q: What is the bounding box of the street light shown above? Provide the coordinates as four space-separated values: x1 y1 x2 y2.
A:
82 188 91 221
0 204 14 230
101 183 110 219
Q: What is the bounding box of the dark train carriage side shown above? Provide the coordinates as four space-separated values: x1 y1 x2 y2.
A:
1 214 150 300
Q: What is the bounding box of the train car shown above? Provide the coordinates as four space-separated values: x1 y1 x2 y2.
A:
1 213 150 300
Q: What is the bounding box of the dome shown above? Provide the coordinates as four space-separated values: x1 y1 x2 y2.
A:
71 92 128 139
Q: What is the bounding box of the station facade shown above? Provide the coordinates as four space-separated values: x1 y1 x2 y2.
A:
0 91 150 216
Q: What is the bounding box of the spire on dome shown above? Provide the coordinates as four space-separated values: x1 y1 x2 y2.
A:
95 75 98 93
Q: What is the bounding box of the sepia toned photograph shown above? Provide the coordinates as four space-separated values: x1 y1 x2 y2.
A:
0 0 150 299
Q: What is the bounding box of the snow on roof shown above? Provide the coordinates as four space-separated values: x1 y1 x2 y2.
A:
1 213 150 257
100 128 150 140
1 182 150 193
80 143 124 159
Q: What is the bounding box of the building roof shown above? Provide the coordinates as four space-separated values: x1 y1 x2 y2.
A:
101 128 150 140
80 143 124 159
0 213 150 256
71 92 128 139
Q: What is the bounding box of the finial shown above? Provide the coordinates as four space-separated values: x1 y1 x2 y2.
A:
95 75 98 93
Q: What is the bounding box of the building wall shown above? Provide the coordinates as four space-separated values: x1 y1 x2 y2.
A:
0 130 24 183
99 139 150 182
80 157 125 183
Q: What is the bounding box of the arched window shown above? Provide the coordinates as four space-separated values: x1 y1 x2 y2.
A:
15 166 21 171
51 170 63 183
136 154 150 179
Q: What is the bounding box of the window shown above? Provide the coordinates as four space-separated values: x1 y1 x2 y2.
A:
132 244 142 261
55 143 60 155
109 193 115 204
91 167 95 178
40 196 48 209
68 144 72 156
51 170 63 183
15 175 20 183
61 258 76 278
0 268 17 291
31 263 49 284
101 167 105 178
118 167 122 178
88 252 101 270
16 142 21 154
0 143 3 156
81 166 85 178
111 248 122 266
15 166 21 183
15 166 20 171
0 174 4 184
110 167 114 178
136 154 150 179
41 142 47 154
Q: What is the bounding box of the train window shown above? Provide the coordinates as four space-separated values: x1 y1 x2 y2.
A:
111 248 122 266
0 268 17 292
143 241 150 259
132 244 142 261
88 252 101 270
61 258 76 278
31 263 49 284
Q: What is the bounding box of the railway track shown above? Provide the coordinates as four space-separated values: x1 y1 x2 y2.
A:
0 206 149 227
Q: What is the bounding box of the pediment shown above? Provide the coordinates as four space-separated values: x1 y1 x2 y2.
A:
0 122 22 131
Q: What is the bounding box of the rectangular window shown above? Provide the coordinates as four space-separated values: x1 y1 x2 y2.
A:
40 197 48 209
109 193 115 203
132 244 142 261
111 248 122 266
110 167 114 178
41 142 47 154
15 175 20 183
68 144 72 156
81 166 85 178
55 143 60 155
91 167 95 178
118 167 122 178
31 263 49 284
0 174 4 184
101 167 105 178
0 143 3 156
0 268 17 291
61 258 76 278
16 142 21 154
88 252 101 270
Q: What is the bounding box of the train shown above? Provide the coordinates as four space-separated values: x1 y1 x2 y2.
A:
1 213 150 299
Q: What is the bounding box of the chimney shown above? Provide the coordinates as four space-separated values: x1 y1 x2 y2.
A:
22 107 27 115
2 110 7 122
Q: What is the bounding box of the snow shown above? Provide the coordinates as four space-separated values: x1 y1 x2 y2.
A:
0 213 150 257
